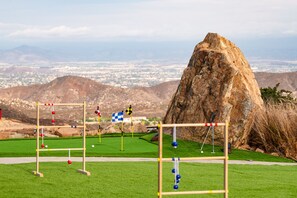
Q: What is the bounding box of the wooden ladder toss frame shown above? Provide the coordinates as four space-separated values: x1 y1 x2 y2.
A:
158 122 229 198
32 102 90 177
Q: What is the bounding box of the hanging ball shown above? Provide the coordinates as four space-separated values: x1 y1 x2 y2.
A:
176 174 181 180
171 142 178 147
51 111 55 115
201 150 204 153
176 179 180 183
173 185 178 190
41 144 45 148
92 145 95 148
67 160 72 165
171 168 176 173
51 119 55 123
45 145 48 148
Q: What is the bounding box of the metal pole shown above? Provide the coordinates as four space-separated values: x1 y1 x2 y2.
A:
130 114 133 138
211 126 215 153
98 115 101 143
121 121 124 151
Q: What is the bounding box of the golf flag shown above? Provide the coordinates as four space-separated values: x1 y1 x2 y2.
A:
125 105 132 115
95 106 101 117
112 111 124 122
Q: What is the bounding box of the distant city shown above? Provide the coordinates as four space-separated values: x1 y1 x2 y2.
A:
0 59 296 89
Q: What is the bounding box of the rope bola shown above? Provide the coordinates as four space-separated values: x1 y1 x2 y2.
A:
171 126 181 190
51 106 55 124
172 157 181 190
172 126 178 148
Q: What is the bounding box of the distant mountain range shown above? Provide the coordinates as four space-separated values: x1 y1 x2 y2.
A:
0 45 58 63
0 43 193 63
2 37 296 63
0 72 296 121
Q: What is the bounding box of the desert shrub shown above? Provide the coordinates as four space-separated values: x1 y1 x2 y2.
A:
250 103 297 160
260 83 296 104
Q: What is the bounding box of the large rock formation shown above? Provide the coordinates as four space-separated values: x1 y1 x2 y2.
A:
164 33 263 147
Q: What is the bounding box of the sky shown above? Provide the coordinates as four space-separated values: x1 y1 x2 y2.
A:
0 0 296 60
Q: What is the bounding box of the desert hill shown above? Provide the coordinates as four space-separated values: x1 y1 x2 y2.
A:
0 76 178 119
254 72 297 96
0 72 296 121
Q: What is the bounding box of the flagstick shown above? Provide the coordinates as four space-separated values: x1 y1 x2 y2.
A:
130 114 134 138
121 120 124 151
98 115 101 143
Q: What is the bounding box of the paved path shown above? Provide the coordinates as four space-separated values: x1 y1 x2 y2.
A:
0 157 296 166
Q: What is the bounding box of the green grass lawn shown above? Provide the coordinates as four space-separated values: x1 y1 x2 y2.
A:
0 133 294 162
0 162 296 198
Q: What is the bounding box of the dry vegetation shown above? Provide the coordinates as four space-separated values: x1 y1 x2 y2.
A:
250 103 297 161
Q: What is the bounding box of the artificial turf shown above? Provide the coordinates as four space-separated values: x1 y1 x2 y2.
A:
0 133 294 162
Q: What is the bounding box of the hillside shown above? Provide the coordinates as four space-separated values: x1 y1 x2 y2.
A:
0 72 296 122
254 72 297 96
0 76 179 119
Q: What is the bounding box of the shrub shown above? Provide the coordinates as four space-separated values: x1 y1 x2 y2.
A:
260 83 296 104
250 103 297 161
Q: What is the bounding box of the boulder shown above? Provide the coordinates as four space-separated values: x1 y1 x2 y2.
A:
164 33 263 147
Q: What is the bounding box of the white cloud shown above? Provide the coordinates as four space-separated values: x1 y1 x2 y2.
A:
1 0 297 41
8 25 90 38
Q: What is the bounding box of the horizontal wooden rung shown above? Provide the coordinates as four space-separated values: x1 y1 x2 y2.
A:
38 103 84 106
161 156 226 162
161 189 226 196
38 125 84 128
161 123 226 128
37 148 84 152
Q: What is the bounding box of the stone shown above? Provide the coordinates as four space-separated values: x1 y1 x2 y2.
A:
271 152 279 157
163 33 263 147
256 148 265 153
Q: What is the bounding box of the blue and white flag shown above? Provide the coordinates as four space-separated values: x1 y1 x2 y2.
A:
112 111 124 122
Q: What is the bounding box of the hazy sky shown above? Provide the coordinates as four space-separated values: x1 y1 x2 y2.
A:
0 0 296 46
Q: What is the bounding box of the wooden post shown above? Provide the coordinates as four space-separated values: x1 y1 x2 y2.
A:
33 102 43 177
83 101 86 171
224 121 229 198
77 101 90 176
158 122 163 198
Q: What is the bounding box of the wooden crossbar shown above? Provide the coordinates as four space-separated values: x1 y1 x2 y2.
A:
161 190 226 196
37 148 84 152
39 125 83 128
161 156 226 162
161 123 225 128
43 103 84 106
